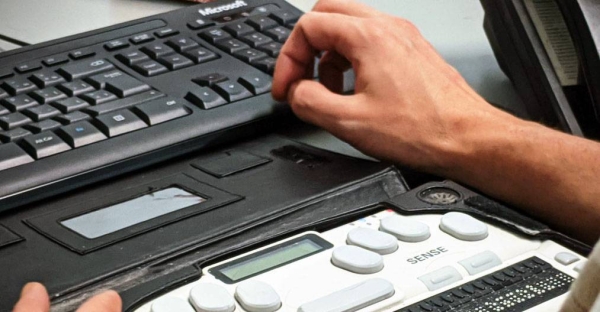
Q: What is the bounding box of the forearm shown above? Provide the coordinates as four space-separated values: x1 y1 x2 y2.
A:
445 110 600 244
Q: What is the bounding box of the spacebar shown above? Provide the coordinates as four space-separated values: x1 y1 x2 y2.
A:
83 90 165 116
298 278 395 312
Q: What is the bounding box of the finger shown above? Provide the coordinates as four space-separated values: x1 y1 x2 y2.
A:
313 0 381 17
13 282 50 312
273 12 365 101
76 291 121 312
287 79 359 130
318 51 352 94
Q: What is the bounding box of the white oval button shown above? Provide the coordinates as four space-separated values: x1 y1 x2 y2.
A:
151 297 195 312
235 280 281 312
440 212 488 241
379 215 431 242
332 245 384 274
347 227 398 254
190 283 235 312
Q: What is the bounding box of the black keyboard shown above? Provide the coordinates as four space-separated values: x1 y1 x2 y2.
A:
0 0 302 212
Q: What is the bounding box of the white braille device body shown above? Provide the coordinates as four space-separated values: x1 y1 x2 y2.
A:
135 209 586 312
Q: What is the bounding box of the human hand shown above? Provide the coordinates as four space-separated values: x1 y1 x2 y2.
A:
272 0 517 173
13 282 121 312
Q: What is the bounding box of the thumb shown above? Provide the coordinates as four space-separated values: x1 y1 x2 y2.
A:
13 282 50 312
287 79 358 130
76 290 122 312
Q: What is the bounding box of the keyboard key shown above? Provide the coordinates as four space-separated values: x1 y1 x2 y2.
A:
130 33 154 45
104 39 130 51
0 113 33 130
258 42 282 57
200 28 232 43
57 59 114 80
0 128 32 142
94 110 147 137
21 131 71 159
192 73 228 87
24 119 62 133
158 54 194 70
0 105 9 116
251 57 276 74
87 71 150 97
1 95 39 112
0 68 14 80
51 97 90 113
269 10 300 25
216 39 250 54
58 81 95 97
30 71 66 88
1 77 38 95
166 36 199 52
23 105 61 121
133 60 168 77
185 88 227 109
183 47 218 64
233 49 268 63
116 51 149 66
30 87 68 104
56 121 107 148
235 281 281 312
187 18 213 30
141 43 175 59
15 62 42 74
213 81 253 102
154 28 179 38
132 97 191 125
238 74 272 94
188 285 233 312
54 111 91 124
298 278 394 312
0 143 34 171
69 48 96 60
246 16 279 31
81 90 118 105
42 56 69 67
0 88 8 101
83 90 164 116
223 22 255 37
241 32 273 48
265 26 291 42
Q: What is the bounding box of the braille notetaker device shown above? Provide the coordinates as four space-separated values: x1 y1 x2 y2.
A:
135 181 589 312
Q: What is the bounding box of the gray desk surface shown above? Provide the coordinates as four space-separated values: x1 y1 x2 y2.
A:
0 0 525 158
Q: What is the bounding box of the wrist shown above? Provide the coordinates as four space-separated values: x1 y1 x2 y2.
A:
433 104 527 179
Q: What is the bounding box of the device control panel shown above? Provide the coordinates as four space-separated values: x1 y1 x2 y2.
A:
134 199 586 312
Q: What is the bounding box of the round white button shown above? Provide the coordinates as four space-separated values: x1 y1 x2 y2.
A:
151 297 195 312
379 215 431 242
440 212 488 241
347 227 398 254
331 245 384 274
555 252 580 266
235 280 281 312
189 283 235 312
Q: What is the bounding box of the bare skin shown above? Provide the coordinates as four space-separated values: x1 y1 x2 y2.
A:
13 283 120 312
14 0 600 310
272 0 600 245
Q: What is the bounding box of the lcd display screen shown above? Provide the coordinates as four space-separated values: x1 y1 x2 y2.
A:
212 235 332 283
61 187 205 239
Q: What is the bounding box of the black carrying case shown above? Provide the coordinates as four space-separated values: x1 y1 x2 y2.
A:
0 134 409 311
